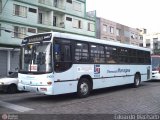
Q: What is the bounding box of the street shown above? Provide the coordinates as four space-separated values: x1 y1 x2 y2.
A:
0 80 160 119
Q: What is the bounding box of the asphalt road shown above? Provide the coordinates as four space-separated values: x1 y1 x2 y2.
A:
0 80 160 120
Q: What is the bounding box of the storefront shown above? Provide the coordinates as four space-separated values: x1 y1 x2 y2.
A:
0 47 19 77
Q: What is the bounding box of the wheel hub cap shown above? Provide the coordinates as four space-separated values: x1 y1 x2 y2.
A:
80 83 88 95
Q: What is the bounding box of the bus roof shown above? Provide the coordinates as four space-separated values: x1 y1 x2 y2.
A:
52 32 150 52
24 32 151 52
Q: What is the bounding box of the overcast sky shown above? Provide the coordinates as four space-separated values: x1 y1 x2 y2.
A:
86 0 160 33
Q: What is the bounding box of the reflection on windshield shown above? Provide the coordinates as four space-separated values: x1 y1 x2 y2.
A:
20 42 52 73
152 57 160 70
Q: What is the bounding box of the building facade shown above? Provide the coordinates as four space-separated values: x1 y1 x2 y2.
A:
96 17 143 46
0 0 96 76
143 33 160 54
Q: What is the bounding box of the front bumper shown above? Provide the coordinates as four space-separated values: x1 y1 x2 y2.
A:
18 83 53 95
152 72 160 80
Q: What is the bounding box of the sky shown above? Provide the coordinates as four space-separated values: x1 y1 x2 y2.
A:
86 0 160 33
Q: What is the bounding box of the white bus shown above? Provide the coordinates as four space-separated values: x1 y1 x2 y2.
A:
18 32 151 97
151 55 160 80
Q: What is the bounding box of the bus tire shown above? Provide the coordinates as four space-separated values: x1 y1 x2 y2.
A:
77 78 91 98
133 74 141 88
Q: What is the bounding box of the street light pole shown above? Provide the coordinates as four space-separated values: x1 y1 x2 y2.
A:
0 27 29 37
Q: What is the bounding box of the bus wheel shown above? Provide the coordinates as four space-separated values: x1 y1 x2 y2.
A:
133 74 141 88
77 78 91 98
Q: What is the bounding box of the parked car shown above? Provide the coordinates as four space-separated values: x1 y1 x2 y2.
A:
0 72 18 93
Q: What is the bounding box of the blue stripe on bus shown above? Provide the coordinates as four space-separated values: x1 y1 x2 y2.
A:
54 73 147 82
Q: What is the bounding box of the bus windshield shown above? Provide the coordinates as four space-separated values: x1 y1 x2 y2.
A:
152 57 160 71
19 42 52 73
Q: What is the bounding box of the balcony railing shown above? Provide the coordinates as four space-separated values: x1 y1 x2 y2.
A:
53 4 65 10
14 0 66 10
38 0 52 6
53 22 65 28
38 0 65 10
14 0 37 5
38 19 52 26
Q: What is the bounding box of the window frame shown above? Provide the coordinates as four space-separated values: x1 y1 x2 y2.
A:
28 8 37 13
13 4 27 18
72 19 82 29
73 1 81 12
13 26 26 39
88 23 95 32
74 42 89 63
103 24 107 32
54 38 73 73
66 17 72 21
90 44 105 63
110 26 114 34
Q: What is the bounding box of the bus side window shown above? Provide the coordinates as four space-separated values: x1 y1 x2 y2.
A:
75 42 89 62
90 44 105 63
105 46 117 64
54 42 72 72
54 44 61 62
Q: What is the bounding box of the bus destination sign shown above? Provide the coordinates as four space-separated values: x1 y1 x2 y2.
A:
22 33 52 44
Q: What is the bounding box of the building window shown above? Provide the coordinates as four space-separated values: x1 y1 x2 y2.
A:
116 29 120 36
139 43 143 47
66 17 72 21
139 35 143 40
153 38 158 42
146 39 150 43
13 4 27 17
110 26 114 34
73 19 82 29
73 1 81 11
66 0 72 4
88 23 94 31
53 16 57 26
131 33 136 39
0 0 2 13
103 25 107 32
54 0 58 7
29 8 37 13
28 28 36 33
38 12 43 24
146 43 150 48
13 26 26 38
